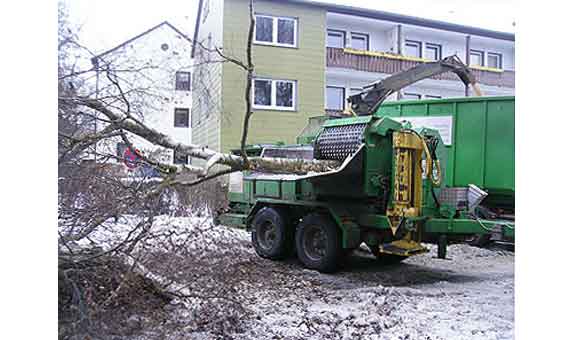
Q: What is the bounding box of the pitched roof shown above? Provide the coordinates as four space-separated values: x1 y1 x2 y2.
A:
191 0 514 57
92 21 192 64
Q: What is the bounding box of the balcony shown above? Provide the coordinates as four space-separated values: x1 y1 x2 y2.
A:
326 47 515 88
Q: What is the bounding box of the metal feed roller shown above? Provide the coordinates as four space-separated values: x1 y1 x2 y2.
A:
314 123 368 161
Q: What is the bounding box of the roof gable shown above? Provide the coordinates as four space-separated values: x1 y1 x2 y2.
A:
93 21 192 63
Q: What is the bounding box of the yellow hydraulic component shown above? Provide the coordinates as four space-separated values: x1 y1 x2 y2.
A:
378 239 428 257
386 130 443 235
387 131 424 234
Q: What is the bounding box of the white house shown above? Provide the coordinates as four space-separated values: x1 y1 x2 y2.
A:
91 21 194 167
323 6 515 113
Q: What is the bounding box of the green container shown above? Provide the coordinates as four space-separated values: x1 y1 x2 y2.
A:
376 96 514 196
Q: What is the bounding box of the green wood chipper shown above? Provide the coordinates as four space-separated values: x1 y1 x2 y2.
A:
217 56 514 272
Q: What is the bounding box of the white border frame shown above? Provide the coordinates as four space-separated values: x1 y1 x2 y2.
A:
470 49 485 66
424 42 443 61
325 85 346 111
487 52 503 69
252 77 297 111
405 39 423 58
254 14 298 48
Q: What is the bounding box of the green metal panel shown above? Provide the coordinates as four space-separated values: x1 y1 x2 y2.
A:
425 218 514 238
377 96 515 193
243 180 253 202
485 100 515 190
323 115 372 127
281 181 297 200
255 180 281 198
399 103 428 117
453 101 487 187
228 192 244 203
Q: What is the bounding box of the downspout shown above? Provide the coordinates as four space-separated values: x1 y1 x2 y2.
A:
397 24 403 100
465 35 470 97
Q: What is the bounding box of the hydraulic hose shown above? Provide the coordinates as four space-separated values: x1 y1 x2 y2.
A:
407 130 442 187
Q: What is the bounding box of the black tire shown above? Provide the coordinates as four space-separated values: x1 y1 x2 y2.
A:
295 213 342 273
251 207 293 260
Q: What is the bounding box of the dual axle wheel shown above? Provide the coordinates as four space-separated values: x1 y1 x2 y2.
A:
251 208 341 273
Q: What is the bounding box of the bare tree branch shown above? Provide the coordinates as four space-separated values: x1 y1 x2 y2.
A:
239 0 256 164
62 96 340 177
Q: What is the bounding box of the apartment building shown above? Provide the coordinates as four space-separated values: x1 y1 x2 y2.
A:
192 0 515 155
91 21 194 166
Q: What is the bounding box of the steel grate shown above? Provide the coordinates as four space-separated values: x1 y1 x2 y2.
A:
314 123 368 161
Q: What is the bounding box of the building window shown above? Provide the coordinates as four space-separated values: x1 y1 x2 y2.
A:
487 52 503 69
174 108 190 127
255 15 297 47
326 86 345 111
175 71 191 91
173 150 189 164
253 78 296 110
403 92 421 100
425 43 442 61
350 32 369 50
326 29 345 48
470 49 484 66
405 40 422 58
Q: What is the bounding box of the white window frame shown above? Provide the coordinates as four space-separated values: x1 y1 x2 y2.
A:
325 86 346 111
174 108 190 128
326 29 346 48
350 32 370 51
252 78 297 111
487 52 503 69
175 71 191 91
405 39 422 58
254 14 298 48
470 49 485 66
425 43 442 61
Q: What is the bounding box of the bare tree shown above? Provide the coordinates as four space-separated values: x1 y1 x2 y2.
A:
58 1 340 338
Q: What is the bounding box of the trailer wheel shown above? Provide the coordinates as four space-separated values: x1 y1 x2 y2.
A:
296 213 341 273
251 207 293 260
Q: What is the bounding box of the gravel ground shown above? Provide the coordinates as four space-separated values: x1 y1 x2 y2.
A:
88 216 514 340
233 241 514 340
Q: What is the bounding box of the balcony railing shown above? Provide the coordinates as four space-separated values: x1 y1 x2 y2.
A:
326 47 514 88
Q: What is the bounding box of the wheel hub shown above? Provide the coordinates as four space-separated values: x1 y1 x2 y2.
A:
257 221 277 250
303 225 327 261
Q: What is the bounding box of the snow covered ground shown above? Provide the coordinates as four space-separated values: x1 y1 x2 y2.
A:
76 214 514 340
